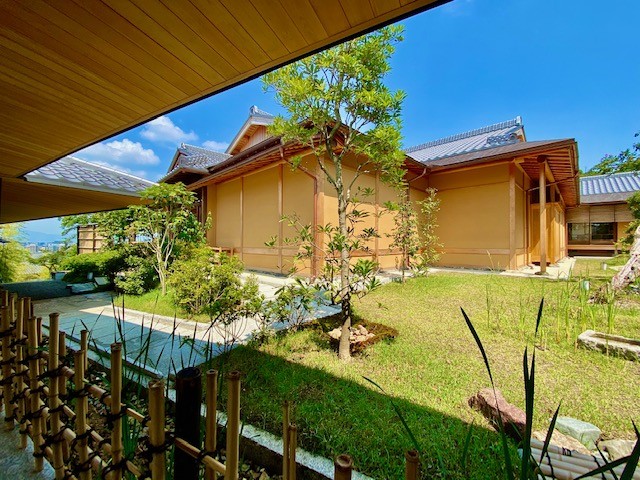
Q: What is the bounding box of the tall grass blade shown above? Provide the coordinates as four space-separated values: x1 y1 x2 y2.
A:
541 403 562 462
461 308 494 386
461 420 474 471
620 421 640 480
534 298 544 337
363 376 421 453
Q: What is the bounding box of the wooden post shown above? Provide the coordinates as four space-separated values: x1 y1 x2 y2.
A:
110 343 123 480
225 371 241 480
48 313 65 479
175 367 202 480
14 298 27 448
405 450 419 480
59 331 69 460
205 369 218 480
334 454 353 480
27 316 44 471
288 424 297 480
508 163 517 270
538 157 547 274
74 350 91 480
148 379 166 480
282 401 290 480
1 305 15 430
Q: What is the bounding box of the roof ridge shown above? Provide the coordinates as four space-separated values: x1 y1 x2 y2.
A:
580 171 640 180
63 156 155 184
405 117 522 153
180 143 231 157
249 105 274 118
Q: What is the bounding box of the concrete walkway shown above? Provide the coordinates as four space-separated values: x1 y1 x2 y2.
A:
0 426 54 479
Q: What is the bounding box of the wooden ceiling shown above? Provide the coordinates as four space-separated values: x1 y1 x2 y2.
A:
0 0 447 179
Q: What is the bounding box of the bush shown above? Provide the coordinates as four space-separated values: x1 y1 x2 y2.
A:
169 247 263 322
61 250 126 283
114 255 158 295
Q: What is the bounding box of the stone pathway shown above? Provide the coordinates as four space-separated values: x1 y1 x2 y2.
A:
1 280 70 300
0 426 54 479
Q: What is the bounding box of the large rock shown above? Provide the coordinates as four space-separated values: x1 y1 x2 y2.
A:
598 439 637 461
555 417 601 450
532 429 591 455
468 388 526 440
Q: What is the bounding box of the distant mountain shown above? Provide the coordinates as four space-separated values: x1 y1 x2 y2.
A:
22 229 64 244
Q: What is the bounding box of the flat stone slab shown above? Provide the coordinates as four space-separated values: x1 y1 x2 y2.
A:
555 416 601 450
94 276 110 286
532 429 591 455
598 439 637 461
0 427 55 479
577 330 640 361
70 283 96 294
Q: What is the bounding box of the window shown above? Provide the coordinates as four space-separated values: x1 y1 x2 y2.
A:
568 222 615 245
590 223 615 243
568 223 590 244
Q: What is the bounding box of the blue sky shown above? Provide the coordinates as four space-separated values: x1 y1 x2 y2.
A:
26 0 640 237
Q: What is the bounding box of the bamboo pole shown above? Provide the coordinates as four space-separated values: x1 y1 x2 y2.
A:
1 305 15 430
282 401 290 480
27 316 45 471
288 424 297 480
205 369 218 480
80 330 88 371
405 450 419 480
225 371 241 480
23 298 31 336
175 437 227 476
58 331 70 460
148 379 166 480
530 446 638 479
14 298 27 448
109 343 123 480
48 313 65 480
74 350 91 480
334 454 353 480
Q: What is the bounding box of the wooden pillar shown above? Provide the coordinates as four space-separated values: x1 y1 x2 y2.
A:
538 157 547 274
278 164 284 274
240 177 244 262
508 163 516 270
313 165 325 279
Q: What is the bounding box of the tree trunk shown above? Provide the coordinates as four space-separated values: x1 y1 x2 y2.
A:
336 178 352 361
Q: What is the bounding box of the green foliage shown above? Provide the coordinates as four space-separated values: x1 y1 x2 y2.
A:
32 243 76 275
114 253 157 295
584 131 640 176
619 191 640 249
263 25 405 359
169 247 263 323
61 249 126 283
386 191 420 282
60 210 132 247
415 188 442 272
0 224 30 283
130 183 209 295
266 278 318 331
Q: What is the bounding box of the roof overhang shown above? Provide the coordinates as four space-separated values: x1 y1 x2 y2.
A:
1 0 449 181
0 177 147 224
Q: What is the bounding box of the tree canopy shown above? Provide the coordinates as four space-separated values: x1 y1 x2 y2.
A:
584 132 640 176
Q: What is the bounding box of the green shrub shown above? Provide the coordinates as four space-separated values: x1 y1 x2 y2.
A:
61 250 126 283
114 255 158 295
169 247 263 322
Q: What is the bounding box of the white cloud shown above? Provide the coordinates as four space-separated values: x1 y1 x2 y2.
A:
78 139 160 166
140 115 198 143
202 140 230 152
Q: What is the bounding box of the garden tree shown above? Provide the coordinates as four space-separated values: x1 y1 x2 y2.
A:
33 242 76 276
263 25 406 361
385 191 419 283
416 188 442 270
61 209 132 248
0 224 30 283
584 131 639 176
620 191 640 249
129 183 208 295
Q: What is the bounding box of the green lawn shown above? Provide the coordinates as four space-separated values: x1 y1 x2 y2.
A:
208 258 640 479
115 288 212 322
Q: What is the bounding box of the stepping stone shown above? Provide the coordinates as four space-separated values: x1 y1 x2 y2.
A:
70 283 96 294
94 276 110 287
598 439 637 461
556 417 601 450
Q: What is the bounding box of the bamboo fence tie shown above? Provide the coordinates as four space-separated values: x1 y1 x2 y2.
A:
282 401 290 480
405 450 419 480
175 437 227 476
27 316 45 471
73 349 91 480
334 454 353 480
205 369 219 480
149 379 166 480
225 371 241 480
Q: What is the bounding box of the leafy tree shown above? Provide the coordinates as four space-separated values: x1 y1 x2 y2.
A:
386 191 420 282
584 132 640 176
415 188 442 272
0 224 30 283
61 210 132 248
620 191 640 249
33 243 76 276
263 26 406 361
130 183 208 295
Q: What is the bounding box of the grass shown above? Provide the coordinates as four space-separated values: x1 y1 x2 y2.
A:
207 258 640 479
114 287 211 322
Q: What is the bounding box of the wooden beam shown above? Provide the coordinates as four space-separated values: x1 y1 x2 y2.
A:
278 164 283 274
538 156 547 274
509 163 516 270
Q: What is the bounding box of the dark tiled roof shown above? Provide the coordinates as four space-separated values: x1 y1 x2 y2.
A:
406 117 524 163
418 139 573 169
580 171 640 204
164 143 231 178
26 156 155 195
